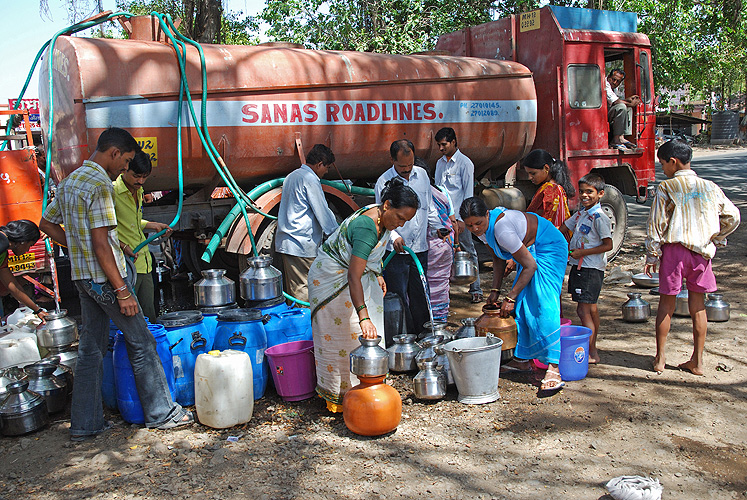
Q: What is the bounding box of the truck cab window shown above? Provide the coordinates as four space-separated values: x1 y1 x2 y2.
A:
639 51 651 104
567 65 602 109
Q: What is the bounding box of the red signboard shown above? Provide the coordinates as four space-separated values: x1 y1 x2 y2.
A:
8 99 40 114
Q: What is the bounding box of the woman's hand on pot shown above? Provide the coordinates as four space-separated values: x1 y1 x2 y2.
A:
360 318 377 339
500 299 515 317
487 290 500 304
377 276 387 295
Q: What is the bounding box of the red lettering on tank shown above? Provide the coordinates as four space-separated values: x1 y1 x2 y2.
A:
342 104 354 121
241 104 259 123
423 102 436 120
261 104 272 123
398 103 412 120
355 104 366 121
274 104 288 123
326 103 339 122
290 104 303 123
367 103 380 121
382 103 392 121
413 103 422 120
304 104 318 122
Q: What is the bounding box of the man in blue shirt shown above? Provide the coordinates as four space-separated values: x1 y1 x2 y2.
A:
275 144 339 303
375 139 435 335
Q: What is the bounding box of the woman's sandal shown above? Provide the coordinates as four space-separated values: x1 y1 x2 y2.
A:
540 369 565 393
471 291 484 304
156 410 195 430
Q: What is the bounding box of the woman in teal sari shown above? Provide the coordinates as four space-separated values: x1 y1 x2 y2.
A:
460 197 567 393
309 179 419 412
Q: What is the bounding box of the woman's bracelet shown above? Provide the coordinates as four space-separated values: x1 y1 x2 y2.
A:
490 288 500 293
114 284 128 293
503 296 516 303
359 317 371 324
355 303 367 312
117 293 132 301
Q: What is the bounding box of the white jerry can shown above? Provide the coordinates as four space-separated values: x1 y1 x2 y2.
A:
194 350 253 429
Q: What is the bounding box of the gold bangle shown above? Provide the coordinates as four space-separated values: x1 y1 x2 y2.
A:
503 296 516 303
117 293 132 301
490 288 500 292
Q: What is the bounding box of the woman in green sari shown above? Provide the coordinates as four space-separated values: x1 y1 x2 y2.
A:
309 179 419 412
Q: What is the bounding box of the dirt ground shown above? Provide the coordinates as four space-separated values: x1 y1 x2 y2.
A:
1 148 746 500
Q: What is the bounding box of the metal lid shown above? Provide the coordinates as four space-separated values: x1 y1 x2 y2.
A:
0 380 45 415
23 362 57 378
393 334 417 344
199 303 239 315
156 310 204 328
216 308 264 322
43 309 70 321
246 255 272 268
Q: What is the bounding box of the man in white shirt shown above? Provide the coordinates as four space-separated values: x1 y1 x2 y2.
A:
375 139 434 335
606 69 641 150
275 144 339 303
434 127 482 302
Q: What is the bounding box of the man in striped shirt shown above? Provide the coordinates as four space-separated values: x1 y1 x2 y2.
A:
644 140 740 376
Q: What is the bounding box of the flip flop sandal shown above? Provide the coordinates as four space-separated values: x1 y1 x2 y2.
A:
621 141 637 149
156 410 195 430
540 378 565 392
471 292 484 304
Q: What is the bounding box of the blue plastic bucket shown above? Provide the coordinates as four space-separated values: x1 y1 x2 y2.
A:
264 309 312 348
213 308 269 399
113 323 176 424
102 321 119 410
199 303 238 350
558 325 592 381
156 311 209 406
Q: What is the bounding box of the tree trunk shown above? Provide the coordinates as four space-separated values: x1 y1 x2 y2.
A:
195 0 222 43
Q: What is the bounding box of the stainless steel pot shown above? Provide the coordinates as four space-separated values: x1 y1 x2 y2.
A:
0 380 49 436
412 359 446 400
45 346 79 374
705 293 730 322
674 289 690 317
349 336 389 377
0 366 27 400
450 250 478 285
433 343 455 386
622 292 651 322
240 256 283 301
421 320 452 341
24 362 67 413
455 318 477 339
36 310 78 348
415 334 445 369
37 356 73 395
194 269 236 307
387 334 420 372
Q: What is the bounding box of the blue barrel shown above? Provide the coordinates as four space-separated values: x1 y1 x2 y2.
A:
156 310 209 406
245 296 289 316
199 303 238 350
102 321 119 410
113 323 176 424
213 308 269 399
265 309 312 348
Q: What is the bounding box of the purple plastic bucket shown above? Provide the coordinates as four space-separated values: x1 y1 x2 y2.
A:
264 340 316 402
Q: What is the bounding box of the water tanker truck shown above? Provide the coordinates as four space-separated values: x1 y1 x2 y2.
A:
36 5 654 275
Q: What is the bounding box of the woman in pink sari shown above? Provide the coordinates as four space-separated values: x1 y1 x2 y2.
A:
427 181 457 322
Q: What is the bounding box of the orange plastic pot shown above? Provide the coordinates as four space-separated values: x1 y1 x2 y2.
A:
342 375 402 436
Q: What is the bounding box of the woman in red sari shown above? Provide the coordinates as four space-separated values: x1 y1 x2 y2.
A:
523 149 575 228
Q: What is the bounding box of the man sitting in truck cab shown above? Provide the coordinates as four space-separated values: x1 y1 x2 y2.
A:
606 69 641 150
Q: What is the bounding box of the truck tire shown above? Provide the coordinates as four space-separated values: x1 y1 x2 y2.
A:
599 185 628 261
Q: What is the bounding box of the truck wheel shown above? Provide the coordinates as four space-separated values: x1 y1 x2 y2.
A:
599 185 628 261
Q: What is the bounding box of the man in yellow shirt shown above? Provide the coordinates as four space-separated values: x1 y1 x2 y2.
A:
113 151 172 320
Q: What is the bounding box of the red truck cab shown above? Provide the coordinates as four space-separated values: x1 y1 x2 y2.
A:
436 5 656 256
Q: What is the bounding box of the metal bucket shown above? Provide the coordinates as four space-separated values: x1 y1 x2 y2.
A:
442 335 503 405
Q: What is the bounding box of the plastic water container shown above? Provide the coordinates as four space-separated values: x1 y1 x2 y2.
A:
156 311 209 406
558 325 592 381
244 296 289 316
0 336 41 369
264 309 312 348
6 306 34 327
199 303 238 350
213 308 269 400
194 350 254 428
101 321 119 410
265 340 316 401
113 324 176 424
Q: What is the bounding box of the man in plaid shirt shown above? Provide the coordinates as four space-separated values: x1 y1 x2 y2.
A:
40 128 192 440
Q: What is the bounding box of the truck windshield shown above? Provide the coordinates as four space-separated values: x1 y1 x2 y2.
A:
567 64 602 109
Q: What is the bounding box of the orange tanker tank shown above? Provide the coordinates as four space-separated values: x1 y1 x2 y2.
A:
39 20 537 192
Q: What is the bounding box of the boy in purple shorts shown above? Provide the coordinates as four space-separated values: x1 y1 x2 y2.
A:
645 140 740 375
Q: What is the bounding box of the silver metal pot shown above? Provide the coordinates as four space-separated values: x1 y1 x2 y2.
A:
45 346 79 374
0 380 49 436
674 289 690 317
387 334 420 372
0 366 27 400
24 362 67 413
433 343 455 386
455 318 477 339
349 336 388 377
415 334 445 369
421 320 452 341
705 293 730 322
412 359 446 400
36 310 78 349
450 250 478 285
37 356 73 395
622 292 651 322
194 269 236 307
240 256 283 301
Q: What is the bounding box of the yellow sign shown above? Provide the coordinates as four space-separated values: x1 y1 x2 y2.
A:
520 10 540 32
8 252 36 273
135 137 158 167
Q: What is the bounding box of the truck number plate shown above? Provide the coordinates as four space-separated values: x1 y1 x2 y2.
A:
520 10 540 32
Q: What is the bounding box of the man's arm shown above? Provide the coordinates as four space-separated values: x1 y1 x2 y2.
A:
91 227 139 316
39 218 68 247
307 182 338 236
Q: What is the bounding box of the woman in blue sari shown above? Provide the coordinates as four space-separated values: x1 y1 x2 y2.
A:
460 197 567 392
